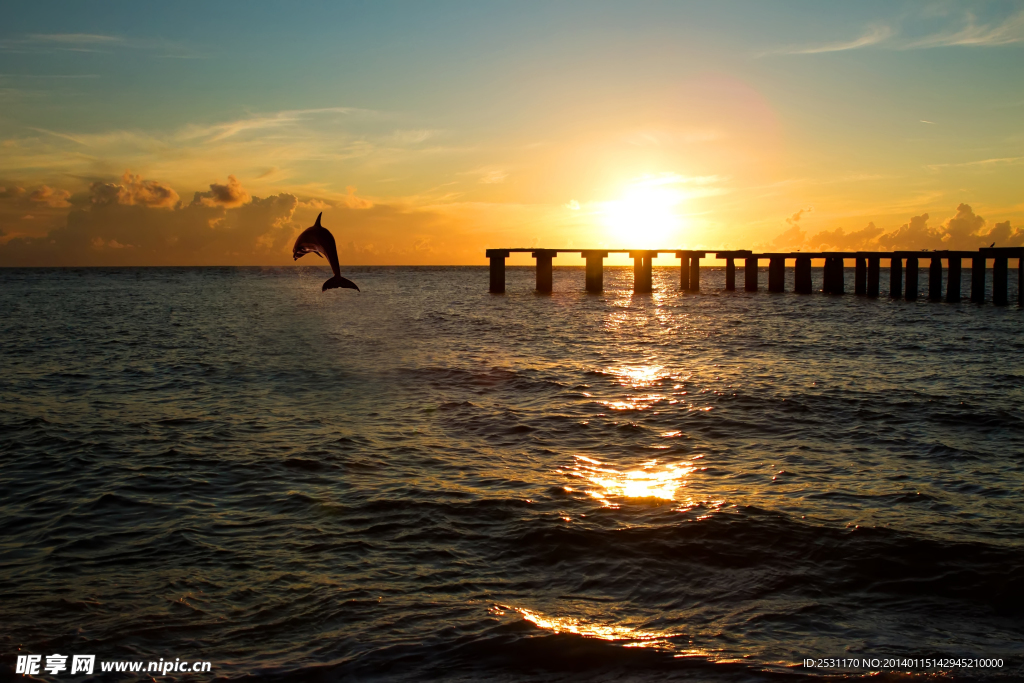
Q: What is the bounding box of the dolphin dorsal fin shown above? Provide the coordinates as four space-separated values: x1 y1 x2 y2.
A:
314 212 323 228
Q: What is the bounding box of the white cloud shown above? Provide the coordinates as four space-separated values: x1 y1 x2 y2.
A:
902 10 1024 48
773 25 894 55
767 10 1024 56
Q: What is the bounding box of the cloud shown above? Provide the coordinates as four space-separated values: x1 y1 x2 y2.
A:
565 200 580 211
28 34 124 45
29 185 71 207
192 175 250 208
769 223 806 250
808 222 885 250
458 167 509 185
769 207 813 249
180 107 360 143
341 186 373 209
926 156 1024 171
769 204 1024 252
774 25 894 55
768 11 1024 56
0 191 299 266
0 32 199 58
90 171 180 208
786 207 811 225
902 10 1024 48
0 186 27 199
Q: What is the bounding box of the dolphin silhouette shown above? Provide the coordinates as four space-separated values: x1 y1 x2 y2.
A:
292 213 359 292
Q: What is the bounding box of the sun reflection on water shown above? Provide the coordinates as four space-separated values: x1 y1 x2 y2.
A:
562 455 695 507
500 605 667 645
607 365 669 388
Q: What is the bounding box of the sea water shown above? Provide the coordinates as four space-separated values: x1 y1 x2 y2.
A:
1 266 1022 681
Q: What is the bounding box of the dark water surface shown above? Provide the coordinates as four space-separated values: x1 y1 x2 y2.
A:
1 266 1022 681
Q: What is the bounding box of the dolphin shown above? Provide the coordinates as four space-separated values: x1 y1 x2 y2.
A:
292 213 359 292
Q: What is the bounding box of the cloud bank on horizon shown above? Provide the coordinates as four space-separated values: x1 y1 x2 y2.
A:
0 1 1022 266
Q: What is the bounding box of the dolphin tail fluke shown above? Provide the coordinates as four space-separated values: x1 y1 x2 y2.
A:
323 275 360 292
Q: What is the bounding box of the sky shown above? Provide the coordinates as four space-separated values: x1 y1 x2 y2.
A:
1 0 1022 266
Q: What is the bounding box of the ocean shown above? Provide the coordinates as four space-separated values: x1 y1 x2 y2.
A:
1 265 1022 681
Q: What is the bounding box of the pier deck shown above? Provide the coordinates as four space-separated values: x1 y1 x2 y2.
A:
484 247 1024 305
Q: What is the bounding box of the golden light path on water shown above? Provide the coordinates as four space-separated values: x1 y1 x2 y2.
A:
565 455 696 506
490 605 669 647
565 363 710 506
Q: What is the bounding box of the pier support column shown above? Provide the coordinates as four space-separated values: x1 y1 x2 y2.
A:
993 256 1008 305
744 258 758 291
826 257 845 294
905 257 918 300
631 251 654 293
533 249 555 294
486 249 509 294
689 254 701 292
889 257 902 298
946 256 961 303
795 256 812 293
855 257 867 295
971 257 985 303
768 257 785 292
1019 258 1023 307
928 256 943 301
676 251 690 290
725 258 736 291
867 257 880 297
822 258 833 294
583 250 607 293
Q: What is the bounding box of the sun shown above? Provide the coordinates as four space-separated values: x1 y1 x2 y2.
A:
603 181 685 248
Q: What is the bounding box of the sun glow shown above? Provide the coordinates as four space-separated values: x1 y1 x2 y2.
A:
603 181 686 248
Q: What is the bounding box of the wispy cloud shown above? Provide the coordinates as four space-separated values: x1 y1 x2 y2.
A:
768 10 1024 56
926 156 1024 170
902 11 1024 48
0 33 201 58
178 107 362 142
772 25 893 55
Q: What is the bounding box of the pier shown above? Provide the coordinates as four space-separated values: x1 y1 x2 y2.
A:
484 248 1024 305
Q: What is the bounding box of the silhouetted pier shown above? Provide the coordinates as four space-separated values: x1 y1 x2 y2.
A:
485 248 1024 305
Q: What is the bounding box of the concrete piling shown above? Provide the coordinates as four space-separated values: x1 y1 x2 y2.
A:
928 256 943 301
825 256 844 294
533 249 555 293
971 256 985 303
745 257 758 291
890 257 902 299
689 254 702 292
583 250 607 293
631 251 654 293
906 257 919 301
486 249 509 293
946 256 961 303
677 251 690 290
855 257 867 295
795 256 812 293
993 256 1008 305
867 256 880 297
725 258 736 291
768 256 785 293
